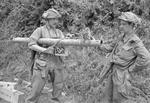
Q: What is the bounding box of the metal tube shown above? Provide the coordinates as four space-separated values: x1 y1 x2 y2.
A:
12 37 102 47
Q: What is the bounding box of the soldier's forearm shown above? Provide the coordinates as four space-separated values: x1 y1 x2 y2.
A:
99 45 113 53
29 45 47 53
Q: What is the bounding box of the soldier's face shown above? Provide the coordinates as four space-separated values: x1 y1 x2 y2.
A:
119 20 132 33
47 18 59 27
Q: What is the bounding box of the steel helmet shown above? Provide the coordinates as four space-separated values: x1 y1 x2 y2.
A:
42 8 61 19
118 12 141 24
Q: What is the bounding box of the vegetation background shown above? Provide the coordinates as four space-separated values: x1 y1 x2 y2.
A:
1 0 150 103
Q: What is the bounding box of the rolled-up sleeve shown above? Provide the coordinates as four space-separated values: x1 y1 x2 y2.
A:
28 28 42 47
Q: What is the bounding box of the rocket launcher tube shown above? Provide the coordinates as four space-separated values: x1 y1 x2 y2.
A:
12 37 102 47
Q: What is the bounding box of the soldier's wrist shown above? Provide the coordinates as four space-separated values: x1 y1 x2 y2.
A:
42 48 47 53
44 48 54 54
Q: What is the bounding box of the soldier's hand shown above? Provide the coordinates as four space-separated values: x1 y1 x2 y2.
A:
65 33 75 39
43 46 54 54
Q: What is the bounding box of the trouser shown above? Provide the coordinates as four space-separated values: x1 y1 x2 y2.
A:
100 75 126 103
25 69 64 103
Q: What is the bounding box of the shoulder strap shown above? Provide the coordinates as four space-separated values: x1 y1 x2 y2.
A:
30 50 36 76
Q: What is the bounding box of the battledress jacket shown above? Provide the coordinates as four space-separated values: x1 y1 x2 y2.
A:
101 34 150 98
28 25 66 82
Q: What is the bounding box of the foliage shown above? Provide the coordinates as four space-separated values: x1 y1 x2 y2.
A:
1 0 150 102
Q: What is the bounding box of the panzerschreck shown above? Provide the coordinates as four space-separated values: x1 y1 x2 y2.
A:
12 37 102 47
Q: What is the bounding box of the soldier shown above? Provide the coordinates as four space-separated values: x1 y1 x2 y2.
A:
25 8 67 103
99 12 150 103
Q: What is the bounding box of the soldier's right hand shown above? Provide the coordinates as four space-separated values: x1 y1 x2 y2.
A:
43 46 54 54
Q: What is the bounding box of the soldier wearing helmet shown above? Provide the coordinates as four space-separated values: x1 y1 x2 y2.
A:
26 8 68 103
99 12 150 103
118 12 141 24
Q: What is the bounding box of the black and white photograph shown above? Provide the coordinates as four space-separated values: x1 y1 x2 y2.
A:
0 0 150 103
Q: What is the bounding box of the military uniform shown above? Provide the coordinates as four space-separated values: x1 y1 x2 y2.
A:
100 34 150 103
26 23 67 103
